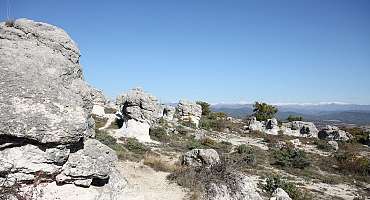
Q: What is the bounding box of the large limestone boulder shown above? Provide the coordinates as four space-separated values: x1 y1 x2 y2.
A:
281 121 319 138
176 100 202 127
206 173 262 200
115 88 162 142
318 125 352 141
181 149 220 167
0 18 94 144
0 19 125 199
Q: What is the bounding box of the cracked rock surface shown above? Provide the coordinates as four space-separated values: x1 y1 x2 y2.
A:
0 19 126 199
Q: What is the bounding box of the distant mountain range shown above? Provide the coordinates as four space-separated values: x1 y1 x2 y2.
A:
212 103 370 125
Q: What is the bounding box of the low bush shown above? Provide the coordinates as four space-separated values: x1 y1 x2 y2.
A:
314 139 333 151
95 130 127 159
272 146 311 169
226 145 257 167
335 152 370 176
262 175 310 200
287 115 303 122
343 127 369 145
199 112 229 132
124 138 149 155
149 127 169 142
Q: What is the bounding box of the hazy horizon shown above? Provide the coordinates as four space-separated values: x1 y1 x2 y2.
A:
2 0 370 104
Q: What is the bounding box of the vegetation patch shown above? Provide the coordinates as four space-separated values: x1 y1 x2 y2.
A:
149 126 169 142
271 146 311 169
261 175 311 200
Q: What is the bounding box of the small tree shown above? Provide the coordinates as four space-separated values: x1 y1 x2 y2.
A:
287 115 303 122
196 101 211 116
252 102 278 121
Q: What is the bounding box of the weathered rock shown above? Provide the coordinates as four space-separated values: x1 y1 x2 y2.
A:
88 85 107 106
206 173 262 200
176 100 202 127
116 88 162 124
248 117 265 132
113 119 152 142
181 149 220 167
281 121 318 138
56 139 117 186
289 139 301 147
270 188 292 200
265 118 280 135
115 88 162 142
21 167 127 200
0 18 94 144
0 18 123 198
162 104 175 121
318 125 352 141
328 140 339 151
0 144 69 182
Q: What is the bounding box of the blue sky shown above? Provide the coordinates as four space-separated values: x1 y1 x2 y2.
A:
2 0 370 104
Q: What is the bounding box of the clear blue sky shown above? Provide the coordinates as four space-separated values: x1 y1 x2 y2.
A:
2 0 370 104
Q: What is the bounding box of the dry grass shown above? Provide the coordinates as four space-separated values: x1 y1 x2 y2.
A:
143 154 179 173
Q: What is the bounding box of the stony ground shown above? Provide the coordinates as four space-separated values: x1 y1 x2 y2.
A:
120 161 188 200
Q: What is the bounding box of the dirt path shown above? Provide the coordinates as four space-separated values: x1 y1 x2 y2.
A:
119 161 188 200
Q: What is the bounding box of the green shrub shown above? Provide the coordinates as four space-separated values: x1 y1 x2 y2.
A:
253 102 278 121
95 130 126 159
262 175 309 200
272 146 310 169
149 127 169 142
180 119 197 128
237 144 253 154
186 138 203 150
196 101 211 116
199 112 228 131
343 127 369 145
95 130 117 147
314 139 333 151
124 138 149 154
335 152 370 176
287 115 303 122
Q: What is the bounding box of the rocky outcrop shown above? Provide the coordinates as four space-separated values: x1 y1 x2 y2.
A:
88 85 107 106
162 104 176 121
270 188 292 200
328 140 339 151
176 100 202 127
181 149 220 167
248 117 279 135
248 117 319 138
205 173 262 200
318 125 352 141
281 121 319 138
0 19 125 199
115 88 162 142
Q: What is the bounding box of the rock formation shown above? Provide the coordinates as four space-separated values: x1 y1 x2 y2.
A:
0 19 125 199
176 100 202 127
181 149 220 167
281 121 319 138
115 88 163 142
162 104 176 121
318 125 352 141
270 188 292 200
248 117 319 138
